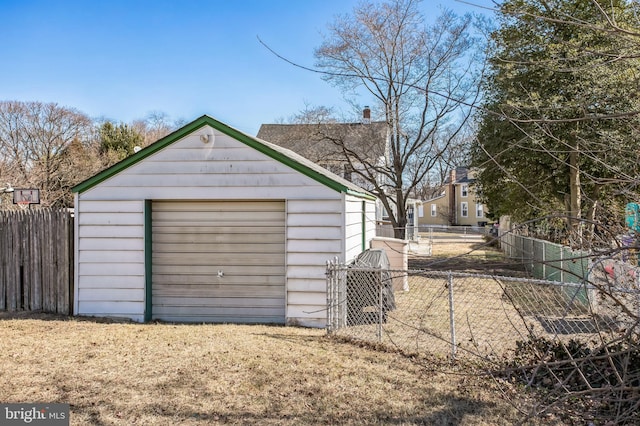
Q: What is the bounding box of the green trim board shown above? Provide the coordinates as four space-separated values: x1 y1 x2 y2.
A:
72 115 376 201
144 200 153 322
362 200 366 251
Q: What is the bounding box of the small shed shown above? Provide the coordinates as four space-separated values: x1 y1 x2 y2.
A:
72 115 376 327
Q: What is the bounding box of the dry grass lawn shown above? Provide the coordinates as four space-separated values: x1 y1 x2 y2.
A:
0 233 552 425
0 312 543 425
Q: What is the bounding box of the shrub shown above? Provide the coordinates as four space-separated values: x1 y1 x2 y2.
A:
504 334 640 424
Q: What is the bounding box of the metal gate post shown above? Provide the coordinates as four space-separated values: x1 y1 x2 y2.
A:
326 259 334 333
448 271 457 360
377 266 383 342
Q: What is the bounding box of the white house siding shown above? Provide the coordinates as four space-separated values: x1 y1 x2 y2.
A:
286 198 343 327
344 195 376 262
75 125 371 327
74 198 146 322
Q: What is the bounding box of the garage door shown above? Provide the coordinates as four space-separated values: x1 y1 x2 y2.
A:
152 200 286 323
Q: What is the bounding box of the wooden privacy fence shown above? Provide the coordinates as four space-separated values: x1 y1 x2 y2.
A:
0 208 73 314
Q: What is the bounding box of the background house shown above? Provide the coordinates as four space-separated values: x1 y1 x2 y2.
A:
257 107 388 197
72 115 376 328
418 167 489 227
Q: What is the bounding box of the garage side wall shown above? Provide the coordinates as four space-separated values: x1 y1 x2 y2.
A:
286 198 344 328
344 195 377 262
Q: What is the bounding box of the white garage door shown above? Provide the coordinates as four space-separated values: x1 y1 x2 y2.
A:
152 200 286 323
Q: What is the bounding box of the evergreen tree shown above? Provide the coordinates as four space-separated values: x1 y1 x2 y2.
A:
470 0 640 241
98 121 144 163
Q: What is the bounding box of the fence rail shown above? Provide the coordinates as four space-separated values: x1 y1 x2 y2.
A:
0 208 73 314
327 260 639 360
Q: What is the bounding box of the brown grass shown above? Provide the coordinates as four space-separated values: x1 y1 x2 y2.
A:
0 312 542 425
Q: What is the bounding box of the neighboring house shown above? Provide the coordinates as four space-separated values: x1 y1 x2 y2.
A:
72 115 376 328
418 167 489 227
258 109 426 237
256 107 389 200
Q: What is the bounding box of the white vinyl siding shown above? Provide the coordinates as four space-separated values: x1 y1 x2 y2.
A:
344 199 363 260
348 195 376 261
74 199 146 322
286 199 343 327
79 131 338 201
461 202 468 218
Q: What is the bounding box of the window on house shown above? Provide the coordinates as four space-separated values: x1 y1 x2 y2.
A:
461 184 468 197
461 202 468 217
431 204 437 217
476 203 483 218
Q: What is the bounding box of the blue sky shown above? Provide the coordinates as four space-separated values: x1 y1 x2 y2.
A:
1 0 495 135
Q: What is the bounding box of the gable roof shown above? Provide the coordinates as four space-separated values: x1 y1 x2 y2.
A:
422 192 446 203
257 121 388 165
72 115 375 200
444 167 475 185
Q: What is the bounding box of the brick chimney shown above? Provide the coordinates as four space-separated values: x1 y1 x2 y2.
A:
449 169 456 225
363 106 371 124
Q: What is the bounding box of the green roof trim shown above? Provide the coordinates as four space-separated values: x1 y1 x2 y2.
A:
72 115 376 201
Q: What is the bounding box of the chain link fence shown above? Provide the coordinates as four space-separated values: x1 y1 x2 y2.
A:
501 231 590 283
326 259 640 361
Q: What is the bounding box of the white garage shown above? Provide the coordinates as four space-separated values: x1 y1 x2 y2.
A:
72 115 376 327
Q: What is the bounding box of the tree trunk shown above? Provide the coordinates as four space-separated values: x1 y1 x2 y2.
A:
393 216 407 240
568 140 582 239
393 188 407 240
584 186 600 245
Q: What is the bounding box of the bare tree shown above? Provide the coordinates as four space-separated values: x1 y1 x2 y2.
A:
289 103 338 124
414 124 474 201
0 101 93 207
131 111 182 146
312 0 484 238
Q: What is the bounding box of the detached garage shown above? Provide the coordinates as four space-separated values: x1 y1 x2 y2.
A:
72 115 376 327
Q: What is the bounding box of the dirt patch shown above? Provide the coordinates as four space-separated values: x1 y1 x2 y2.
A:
410 237 527 276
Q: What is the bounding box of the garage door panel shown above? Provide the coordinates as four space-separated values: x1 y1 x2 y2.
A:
153 286 282 298
152 314 284 324
152 225 285 235
152 210 284 223
154 275 285 285
153 232 284 244
153 200 284 212
153 306 285 318
154 221 284 228
152 200 286 324
154 297 284 308
153 284 282 298
153 309 285 322
153 264 285 276
153 252 284 265
153 242 285 254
